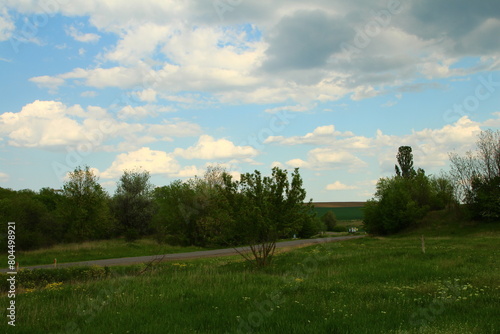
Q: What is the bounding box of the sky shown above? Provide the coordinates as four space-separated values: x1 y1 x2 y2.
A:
0 0 499 202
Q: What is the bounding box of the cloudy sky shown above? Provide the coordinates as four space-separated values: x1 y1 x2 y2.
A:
0 0 499 201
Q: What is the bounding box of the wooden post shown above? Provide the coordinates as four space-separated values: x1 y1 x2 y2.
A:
54 258 57 268
421 235 426 254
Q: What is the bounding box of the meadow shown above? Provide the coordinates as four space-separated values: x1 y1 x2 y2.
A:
1 211 499 333
9 239 210 267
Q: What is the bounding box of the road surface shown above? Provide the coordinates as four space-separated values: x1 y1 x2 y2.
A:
1 235 365 272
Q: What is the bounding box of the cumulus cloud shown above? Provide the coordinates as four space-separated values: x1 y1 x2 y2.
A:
265 124 357 146
326 181 358 190
5 0 500 105
101 147 180 179
29 76 65 93
0 100 90 148
262 9 352 72
286 148 367 171
0 100 201 151
66 25 100 43
134 88 157 103
274 114 491 175
174 135 259 160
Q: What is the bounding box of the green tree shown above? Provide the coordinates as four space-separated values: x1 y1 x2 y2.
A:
364 147 453 235
364 176 425 235
153 165 235 246
232 167 314 267
153 180 197 246
60 166 114 241
395 146 416 179
113 169 155 241
0 188 57 250
449 129 500 220
321 210 337 231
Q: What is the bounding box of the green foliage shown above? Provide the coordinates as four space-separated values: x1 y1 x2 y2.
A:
321 210 337 231
395 145 416 178
113 169 155 241
450 129 500 221
0 188 62 250
364 147 458 235
468 176 500 221
153 166 314 263
299 216 323 238
153 180 196 246
364 178 425 235
153 166 236 247
60 166 114 241
229 167 314 266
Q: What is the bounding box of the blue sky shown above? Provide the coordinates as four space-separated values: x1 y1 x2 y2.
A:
0 0 499 201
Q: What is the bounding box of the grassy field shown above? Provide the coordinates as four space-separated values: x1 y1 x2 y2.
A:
4 239 209 267
1 211 499 333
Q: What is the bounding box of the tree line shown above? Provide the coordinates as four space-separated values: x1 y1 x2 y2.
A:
0 166 324 262
363 129 499 234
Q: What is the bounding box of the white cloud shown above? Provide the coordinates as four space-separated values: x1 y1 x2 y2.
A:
101 147 180 179
171 165 203 178
0 8 14 41
482 111 500 128
103 23 170 64
265 124 356 146
326 181 358 191
117 106 150 120
269 114 489 175
0 100 89 148
66 25 100 43
0 172 9 182
29 76 65 93
286 148 367 171
134 88 157 103
174 135 259 160
5 0 500 107
0 100 199 151
264 104 311 114
270 161 285 169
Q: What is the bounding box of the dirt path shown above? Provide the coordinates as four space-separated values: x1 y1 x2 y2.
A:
1 235 365 272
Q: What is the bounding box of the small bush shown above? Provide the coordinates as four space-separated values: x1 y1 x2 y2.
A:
331 225 347 232
299 217 324 238
321 211 337 231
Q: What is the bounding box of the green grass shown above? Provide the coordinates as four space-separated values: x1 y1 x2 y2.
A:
5 238 209 267
315 206 364 220
2 213 499 333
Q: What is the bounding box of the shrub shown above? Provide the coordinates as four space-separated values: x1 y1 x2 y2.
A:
321 211 337 231
364 177 426 235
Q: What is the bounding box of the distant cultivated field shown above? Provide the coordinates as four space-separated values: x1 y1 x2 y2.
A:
313 202 365 220
313 202 365 208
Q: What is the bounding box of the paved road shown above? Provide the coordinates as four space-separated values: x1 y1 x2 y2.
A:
1 235 365 272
